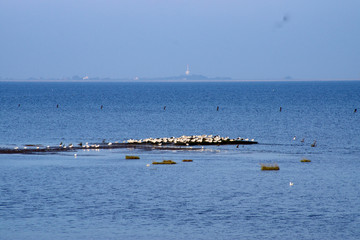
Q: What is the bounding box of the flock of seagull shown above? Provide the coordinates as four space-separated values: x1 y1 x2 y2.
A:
126 135 256 146
8 134 319 153
9 135 319 152
292 136 317 147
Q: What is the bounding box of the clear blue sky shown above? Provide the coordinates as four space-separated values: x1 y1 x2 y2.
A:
1 0 359 80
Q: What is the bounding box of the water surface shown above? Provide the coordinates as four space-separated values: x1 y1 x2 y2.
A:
0 81 359 239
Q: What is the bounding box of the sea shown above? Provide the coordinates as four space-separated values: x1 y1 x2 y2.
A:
0 81 359 240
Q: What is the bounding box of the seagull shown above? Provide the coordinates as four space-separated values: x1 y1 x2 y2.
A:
289 182 294 186
293 136 296 141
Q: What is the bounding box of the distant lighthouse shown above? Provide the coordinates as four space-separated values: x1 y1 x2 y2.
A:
185 65 190 75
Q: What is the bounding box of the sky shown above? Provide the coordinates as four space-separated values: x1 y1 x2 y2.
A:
0 0 360 80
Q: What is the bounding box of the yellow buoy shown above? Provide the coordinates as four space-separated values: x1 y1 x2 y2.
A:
260 163 280 171
182 159 193 162
152 160 177 165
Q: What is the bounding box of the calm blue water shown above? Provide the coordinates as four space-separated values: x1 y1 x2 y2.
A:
0 81 360 239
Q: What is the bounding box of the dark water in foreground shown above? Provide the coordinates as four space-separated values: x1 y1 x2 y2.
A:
0 81 360 239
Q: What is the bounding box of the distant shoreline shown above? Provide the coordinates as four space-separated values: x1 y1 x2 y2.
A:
1 78 359 83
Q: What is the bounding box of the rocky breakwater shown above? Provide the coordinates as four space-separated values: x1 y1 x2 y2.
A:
0 135 257 154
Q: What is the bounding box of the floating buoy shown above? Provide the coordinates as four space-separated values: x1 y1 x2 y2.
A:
260 164 279 171
152 160 176 165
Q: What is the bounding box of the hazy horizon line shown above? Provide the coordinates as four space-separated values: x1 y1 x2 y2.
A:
1 78 360 83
